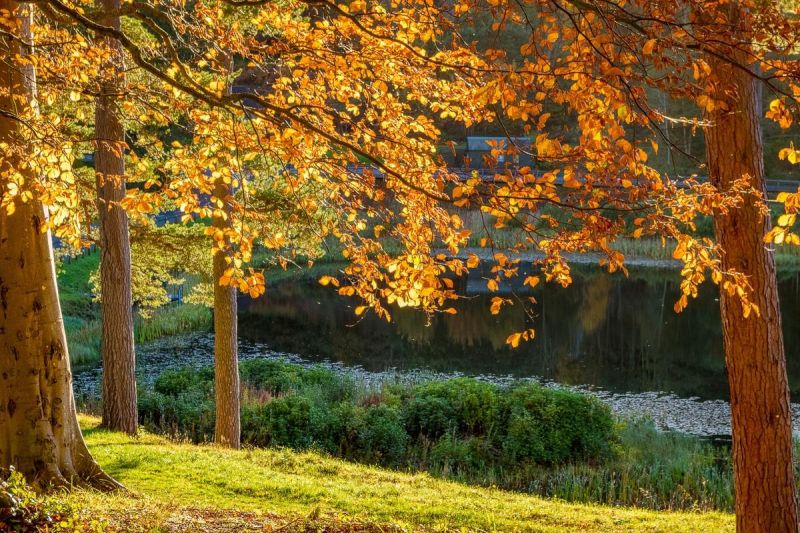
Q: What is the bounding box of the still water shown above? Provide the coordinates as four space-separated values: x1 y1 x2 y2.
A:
239 265 800 403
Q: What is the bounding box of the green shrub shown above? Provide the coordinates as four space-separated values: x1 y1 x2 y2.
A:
242 395 314 449
0 468 72 532
239 359 304 394
429 435 493 475
153 367 214 397
403 395 454 438
139 383 215 442
403 378 499 438
352 405 408 466
309 402 353 455
239 359 354 403
499 383 615 464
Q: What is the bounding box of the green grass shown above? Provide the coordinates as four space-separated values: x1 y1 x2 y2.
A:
139 361 734 512
65 305 211 367
57 251 211 367
134 303 211 343
58 252 100 319
58 415 733 532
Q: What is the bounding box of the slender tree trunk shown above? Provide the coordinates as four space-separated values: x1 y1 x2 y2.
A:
0 0 116 490
95 0 137 436
704 10 799 531
213 53 240 448
212 177 240 448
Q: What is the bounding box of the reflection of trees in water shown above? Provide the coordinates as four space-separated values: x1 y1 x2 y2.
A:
392 308 435 344
579 276 611 334
237 270 800 400
442 297 527 350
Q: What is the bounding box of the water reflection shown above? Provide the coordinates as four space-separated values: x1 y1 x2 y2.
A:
239 266 800 401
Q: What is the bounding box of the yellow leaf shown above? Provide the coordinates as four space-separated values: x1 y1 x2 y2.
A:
523 276 539 288
319 275 339 287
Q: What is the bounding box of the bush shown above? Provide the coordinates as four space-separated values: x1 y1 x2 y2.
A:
242 395 314 449
429 435 493 475
309 402 354 455
403 395 455 438
239 359 354 404
352 405 408 466
499 383 615 464
153 367 214 397
239 359 305 394
139 364 619 500
0 469 71 532
139 368 216 442
403 378 499 438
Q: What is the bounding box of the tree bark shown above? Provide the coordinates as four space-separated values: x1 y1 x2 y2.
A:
212 53 240 449
0 0 117 490
212 177 240 448
95 0 137 436
704 10 799 532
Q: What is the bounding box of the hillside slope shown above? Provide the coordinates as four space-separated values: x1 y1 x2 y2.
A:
53 416 735 532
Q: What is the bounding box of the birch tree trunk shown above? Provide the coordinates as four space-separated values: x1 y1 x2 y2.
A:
0 0 117 489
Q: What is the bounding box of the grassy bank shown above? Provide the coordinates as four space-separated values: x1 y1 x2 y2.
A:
48 415 733 532
58 252 211 367
138 360 737 512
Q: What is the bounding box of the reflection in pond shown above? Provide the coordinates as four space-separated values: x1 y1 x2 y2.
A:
239 265 800 402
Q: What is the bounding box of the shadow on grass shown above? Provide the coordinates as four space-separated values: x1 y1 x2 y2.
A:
103 457 144 477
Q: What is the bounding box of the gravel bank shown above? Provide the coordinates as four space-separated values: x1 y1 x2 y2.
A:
73 332 799 437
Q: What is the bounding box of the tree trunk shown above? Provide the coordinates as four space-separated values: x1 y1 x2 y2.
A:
212 177 240 448
704 11 799 531
0 0 117 490
95 0 137 436
212 53 240 449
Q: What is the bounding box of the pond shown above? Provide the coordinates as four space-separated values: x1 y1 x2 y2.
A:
239 264 800 403
72 264 800 436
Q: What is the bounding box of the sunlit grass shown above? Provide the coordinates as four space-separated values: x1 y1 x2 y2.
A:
59 415 734 532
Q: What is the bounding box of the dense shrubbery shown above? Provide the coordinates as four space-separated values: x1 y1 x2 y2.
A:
140 361 614 470
138 367 215 442
138 360 734 511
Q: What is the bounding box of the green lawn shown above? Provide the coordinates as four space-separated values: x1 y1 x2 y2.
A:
61 416 734 532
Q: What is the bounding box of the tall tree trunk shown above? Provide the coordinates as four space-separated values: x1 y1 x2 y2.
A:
0 0 116 490
213 53 240 448
95 0 137 436
212 177 240 448
704 9 799 531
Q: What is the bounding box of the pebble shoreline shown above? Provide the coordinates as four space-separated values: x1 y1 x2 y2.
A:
72 332 800 437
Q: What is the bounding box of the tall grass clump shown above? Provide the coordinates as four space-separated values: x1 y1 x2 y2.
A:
134 304 211 344
63 316 102 367
64 304 211 367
